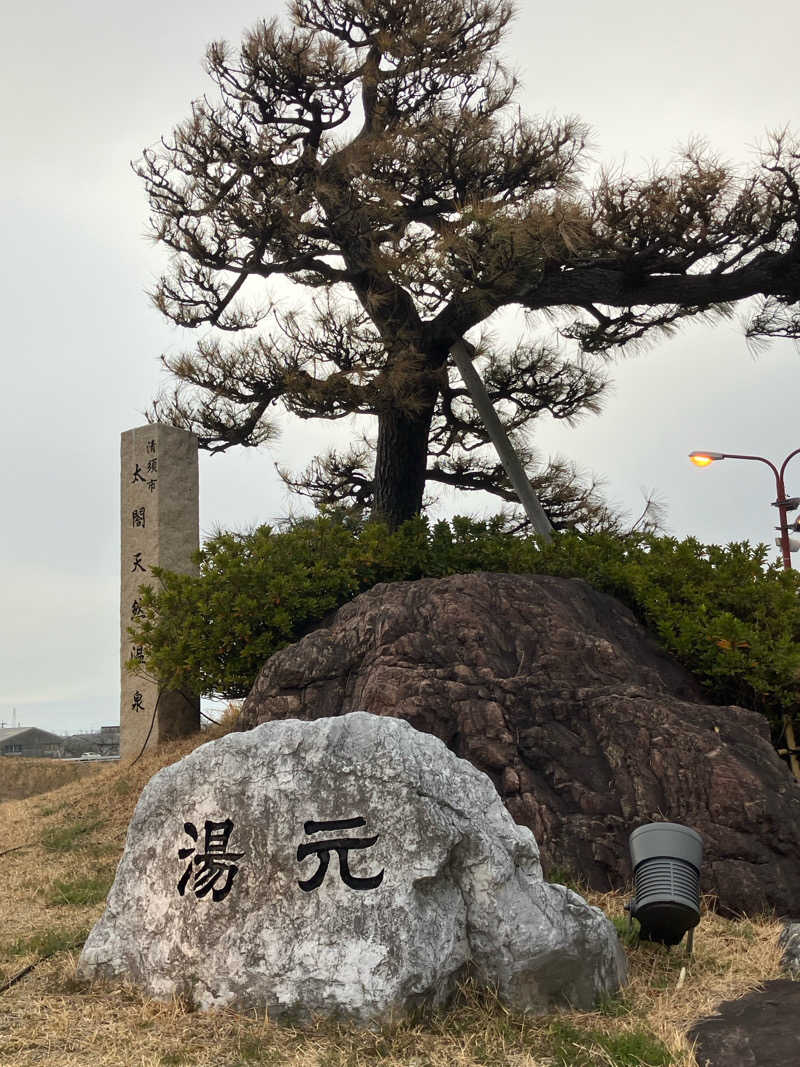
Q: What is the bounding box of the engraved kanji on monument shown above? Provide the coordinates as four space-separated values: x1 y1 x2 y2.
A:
120 424 200 759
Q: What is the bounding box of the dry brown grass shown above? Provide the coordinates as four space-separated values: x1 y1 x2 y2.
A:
0 722 790 1067
0 757 108 804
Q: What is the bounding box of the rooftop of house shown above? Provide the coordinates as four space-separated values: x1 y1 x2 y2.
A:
0 726 64 743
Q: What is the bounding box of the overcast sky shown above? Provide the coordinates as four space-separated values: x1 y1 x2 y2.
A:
1 0 798 735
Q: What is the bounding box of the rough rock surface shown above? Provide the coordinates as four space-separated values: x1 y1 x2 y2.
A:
779 923 800 977
687 981 800 1067
240 573 800 917
78 713 626 1022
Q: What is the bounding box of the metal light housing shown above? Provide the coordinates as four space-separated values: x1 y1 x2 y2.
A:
627 822 703 951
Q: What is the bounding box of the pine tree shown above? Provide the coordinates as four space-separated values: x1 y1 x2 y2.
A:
138 0 800 529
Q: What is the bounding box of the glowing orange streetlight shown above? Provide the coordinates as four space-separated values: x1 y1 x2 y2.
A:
688 451 724 468
688 448 800 571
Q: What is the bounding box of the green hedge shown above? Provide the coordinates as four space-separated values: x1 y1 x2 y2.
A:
130 516 800 733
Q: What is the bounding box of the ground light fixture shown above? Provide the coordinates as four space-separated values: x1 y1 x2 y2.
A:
625 822 703 955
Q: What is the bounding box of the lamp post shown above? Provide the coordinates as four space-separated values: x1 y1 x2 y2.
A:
689 446 800 781
688 448 800 571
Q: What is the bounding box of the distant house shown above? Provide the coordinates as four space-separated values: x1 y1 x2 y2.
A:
0 727 65 759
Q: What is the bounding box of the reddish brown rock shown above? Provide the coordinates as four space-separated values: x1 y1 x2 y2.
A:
239 572 800 917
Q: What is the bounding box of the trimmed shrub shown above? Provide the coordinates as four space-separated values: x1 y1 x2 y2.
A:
130 516 800 735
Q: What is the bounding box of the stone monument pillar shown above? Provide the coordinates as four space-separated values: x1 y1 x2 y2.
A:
120 424 200 761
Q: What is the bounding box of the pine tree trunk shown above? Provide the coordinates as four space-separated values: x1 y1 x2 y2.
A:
372 405 433 530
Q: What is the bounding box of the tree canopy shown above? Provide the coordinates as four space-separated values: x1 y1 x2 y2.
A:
138 0 800 528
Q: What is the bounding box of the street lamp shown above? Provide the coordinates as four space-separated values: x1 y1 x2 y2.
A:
688 448 800 571
689 447 800 782
687 451 724 468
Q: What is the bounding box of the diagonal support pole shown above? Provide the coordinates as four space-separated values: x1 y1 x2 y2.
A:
449 341 554 542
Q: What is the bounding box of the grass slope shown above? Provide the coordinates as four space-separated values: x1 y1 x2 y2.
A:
0 721 789 1067
0 757 108 803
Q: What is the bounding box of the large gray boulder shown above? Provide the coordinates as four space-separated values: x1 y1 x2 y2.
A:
78 713 626 1023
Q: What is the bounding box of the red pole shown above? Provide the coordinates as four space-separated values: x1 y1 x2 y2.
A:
774 475 792 572
707 451 799 571
777 448 800 572
700 452 800 778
